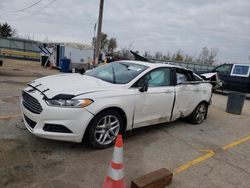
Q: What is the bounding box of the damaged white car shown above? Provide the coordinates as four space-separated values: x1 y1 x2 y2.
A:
21 61 213 148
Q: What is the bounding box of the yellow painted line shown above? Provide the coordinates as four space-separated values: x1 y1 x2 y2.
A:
0 114 22 120
222 135 250 151
174 135 250 175
174 150 215 175
0 49 40 58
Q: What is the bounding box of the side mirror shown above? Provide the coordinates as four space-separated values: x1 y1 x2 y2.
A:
139 81 148 92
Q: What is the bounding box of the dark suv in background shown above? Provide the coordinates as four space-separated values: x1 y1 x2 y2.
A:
197 63 250 93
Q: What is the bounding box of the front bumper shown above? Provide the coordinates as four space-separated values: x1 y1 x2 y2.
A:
20 89 94 143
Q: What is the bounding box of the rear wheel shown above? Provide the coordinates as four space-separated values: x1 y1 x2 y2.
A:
188 102 208 124
87 109 123 149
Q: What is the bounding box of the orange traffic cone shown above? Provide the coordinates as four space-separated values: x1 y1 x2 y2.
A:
103 135 125 188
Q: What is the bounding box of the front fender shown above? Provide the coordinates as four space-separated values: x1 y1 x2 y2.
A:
85 94 135 131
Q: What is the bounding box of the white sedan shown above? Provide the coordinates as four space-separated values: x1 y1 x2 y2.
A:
21 61 212 148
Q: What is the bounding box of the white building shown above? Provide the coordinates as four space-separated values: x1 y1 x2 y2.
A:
43 42 94 70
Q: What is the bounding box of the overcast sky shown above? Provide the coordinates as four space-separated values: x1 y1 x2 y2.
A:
0 0 250 63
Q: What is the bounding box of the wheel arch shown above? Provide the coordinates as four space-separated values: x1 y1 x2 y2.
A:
83 106 127 141
200 100 210 106
196 100 209 119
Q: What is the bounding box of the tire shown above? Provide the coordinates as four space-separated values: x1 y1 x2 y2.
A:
87 109 124 149
188 102 208 124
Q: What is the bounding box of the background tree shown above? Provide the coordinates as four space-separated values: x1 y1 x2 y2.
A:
107 37 117 54
197 47 209 64
197 47 218 65
184 54 194 62
170 50 184 61
140 48 219 64
207 48 219 65
143 51 152 59
0 22 16 38
154 51 163 59
100 33 108 52
117 48 132 59
175 50 184 61
163 52 171 60
92 32 117 54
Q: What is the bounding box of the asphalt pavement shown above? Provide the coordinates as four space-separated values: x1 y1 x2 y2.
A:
1 60 250 188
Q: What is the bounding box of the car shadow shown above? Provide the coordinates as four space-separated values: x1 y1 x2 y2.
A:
14 118 193 153
125 119 191 139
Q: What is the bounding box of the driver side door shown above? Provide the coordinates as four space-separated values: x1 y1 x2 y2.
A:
133 68 175 128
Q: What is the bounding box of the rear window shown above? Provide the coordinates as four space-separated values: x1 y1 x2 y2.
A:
230 64 250 77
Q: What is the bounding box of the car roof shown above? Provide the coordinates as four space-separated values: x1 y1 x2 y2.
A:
233 63 250 66
218 63 250 66
116 60 183 69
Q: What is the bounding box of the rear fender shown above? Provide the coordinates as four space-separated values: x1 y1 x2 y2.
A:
199 72 222 89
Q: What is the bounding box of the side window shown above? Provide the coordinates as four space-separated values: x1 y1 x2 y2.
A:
137 68 171 87
176 72 188 84
231 65 250 77
214 64 232 74
176 70 194 84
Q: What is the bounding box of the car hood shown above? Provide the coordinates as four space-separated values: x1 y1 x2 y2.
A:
28 73 121 99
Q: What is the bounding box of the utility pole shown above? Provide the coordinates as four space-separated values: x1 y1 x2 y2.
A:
93 22 97 64
94 0 104 67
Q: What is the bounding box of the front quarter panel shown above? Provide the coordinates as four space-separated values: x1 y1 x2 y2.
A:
81 88 136 131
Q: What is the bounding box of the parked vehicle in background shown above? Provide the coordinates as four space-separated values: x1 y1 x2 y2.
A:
197 63 250 93
21 61 213 149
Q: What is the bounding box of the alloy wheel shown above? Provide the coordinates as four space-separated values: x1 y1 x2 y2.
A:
195 104 207 123
94 115 120 145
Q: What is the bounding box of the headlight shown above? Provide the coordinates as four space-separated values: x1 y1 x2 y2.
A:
45 99 93 108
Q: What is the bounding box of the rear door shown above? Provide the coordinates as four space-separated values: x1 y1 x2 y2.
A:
133 67 175 128
172 69 203 121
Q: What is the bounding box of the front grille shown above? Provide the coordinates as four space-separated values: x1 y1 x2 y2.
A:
22 91 43 114
23 114 36 129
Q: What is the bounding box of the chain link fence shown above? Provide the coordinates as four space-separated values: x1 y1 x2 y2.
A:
149 58 215 71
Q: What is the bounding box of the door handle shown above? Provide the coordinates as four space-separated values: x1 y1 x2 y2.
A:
194 89 200 92
164 90 173 93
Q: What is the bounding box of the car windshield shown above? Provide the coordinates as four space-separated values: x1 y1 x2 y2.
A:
85 62 148 84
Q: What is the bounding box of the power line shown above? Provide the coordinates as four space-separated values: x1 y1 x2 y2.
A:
3 0 57 21
0 0 43 12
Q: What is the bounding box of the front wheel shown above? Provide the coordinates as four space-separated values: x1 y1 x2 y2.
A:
188 102 208 124
87 109 123 149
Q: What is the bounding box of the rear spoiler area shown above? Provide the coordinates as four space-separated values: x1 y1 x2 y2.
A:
199 73 222 89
